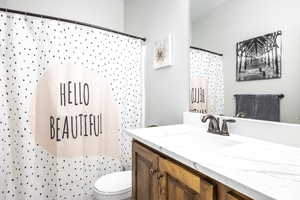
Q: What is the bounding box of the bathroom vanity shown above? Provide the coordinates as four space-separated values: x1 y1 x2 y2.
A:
132 140 251 200
126 115 300 200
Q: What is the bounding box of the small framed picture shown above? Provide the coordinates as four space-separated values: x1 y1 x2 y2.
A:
153 34 173 69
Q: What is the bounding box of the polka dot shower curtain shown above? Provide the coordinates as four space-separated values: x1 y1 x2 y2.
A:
0 11 144 200
190 48 224 115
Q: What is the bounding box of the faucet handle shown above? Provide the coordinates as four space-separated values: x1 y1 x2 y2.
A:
224 119 236 123
235 112 247 118
221 119 236 136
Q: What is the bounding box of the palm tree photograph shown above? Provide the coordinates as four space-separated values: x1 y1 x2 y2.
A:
236 31 282 81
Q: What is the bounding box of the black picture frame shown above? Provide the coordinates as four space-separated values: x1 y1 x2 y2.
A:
236 31 282 81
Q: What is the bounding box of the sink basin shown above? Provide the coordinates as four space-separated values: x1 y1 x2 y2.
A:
158 131 242 152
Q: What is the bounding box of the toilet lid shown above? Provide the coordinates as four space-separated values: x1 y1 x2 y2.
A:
94 170 132 195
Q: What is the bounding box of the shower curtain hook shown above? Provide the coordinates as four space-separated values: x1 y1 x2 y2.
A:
4 0 9 19
4 0 8 13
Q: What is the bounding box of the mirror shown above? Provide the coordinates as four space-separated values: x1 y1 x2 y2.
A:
190 0 300 124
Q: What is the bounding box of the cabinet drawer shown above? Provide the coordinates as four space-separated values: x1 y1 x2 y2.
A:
159 157 201 193
159 157 215 200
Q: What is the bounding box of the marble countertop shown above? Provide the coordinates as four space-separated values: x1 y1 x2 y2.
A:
125 124 300 200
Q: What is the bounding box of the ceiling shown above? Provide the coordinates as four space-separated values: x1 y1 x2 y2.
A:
190 0 229 23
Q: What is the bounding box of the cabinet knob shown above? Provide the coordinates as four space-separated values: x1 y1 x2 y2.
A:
149 168 156 175
157 173 164 179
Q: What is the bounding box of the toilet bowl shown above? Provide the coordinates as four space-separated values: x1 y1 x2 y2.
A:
93 170 132 200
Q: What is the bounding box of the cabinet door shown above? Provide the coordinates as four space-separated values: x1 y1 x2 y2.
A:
226 191 251 200
158 157 215 200
132 141 159 200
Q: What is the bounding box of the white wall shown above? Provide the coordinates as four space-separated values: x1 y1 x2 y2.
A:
192 0 300 124
0 0 124 31
125 0 190 126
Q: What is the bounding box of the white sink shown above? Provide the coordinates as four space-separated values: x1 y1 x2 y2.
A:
158 131 242 152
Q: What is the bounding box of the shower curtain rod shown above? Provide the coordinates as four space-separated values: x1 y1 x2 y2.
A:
190 46 223 56
0 7 147 42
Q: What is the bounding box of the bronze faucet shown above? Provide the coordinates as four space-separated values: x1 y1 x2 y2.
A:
201 114 236 136
201 114 221 134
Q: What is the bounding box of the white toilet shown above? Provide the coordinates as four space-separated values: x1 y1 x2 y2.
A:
93 170 132 200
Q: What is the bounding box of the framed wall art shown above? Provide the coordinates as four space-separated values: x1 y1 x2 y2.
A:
153 34 173 69
236 31 282 81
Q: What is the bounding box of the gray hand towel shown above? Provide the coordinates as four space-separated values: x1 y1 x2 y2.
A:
235 95 256 119
235 94 281 122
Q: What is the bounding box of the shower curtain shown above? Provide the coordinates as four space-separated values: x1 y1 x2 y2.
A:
190 48 224 115
0 11 144 200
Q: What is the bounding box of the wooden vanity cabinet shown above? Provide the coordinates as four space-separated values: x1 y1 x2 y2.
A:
132 140 253 200
132 141 160 200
